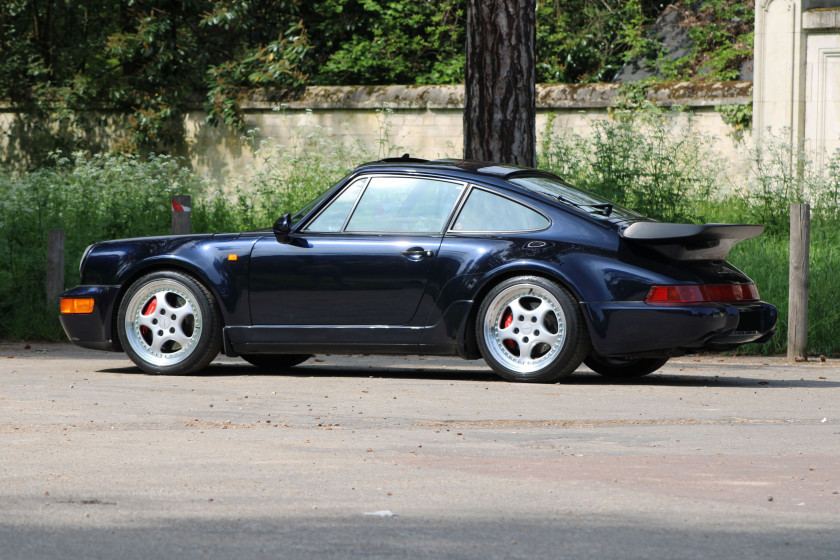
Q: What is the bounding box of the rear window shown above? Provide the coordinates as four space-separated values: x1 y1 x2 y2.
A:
509 175 645 222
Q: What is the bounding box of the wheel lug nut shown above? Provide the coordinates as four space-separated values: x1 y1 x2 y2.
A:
518 315 524 321
152 319 158 325
531 317 537 323
170 327 175 333
513 328 519 334
160 309 165 315
523 336 529 343
534 330 540 336
171 314 176 320
157 330 163 336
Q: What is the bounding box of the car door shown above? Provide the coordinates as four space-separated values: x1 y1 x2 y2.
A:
249 175 466 327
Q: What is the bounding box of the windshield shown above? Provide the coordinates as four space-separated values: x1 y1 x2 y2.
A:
509 175 646 222
290 189 332 225
290 172 356 225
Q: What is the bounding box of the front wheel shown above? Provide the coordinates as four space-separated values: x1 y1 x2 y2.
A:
584 354 669 378
117 270 222 375
476 276 589 383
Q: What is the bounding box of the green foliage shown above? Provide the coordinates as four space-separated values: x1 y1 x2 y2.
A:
542 106 719 223
312 0 465 86
0 1 312 155
715 102 752 141
656 1 754 82
536 0 663 83
0 152 208 338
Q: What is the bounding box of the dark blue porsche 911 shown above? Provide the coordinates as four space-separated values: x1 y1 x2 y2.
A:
59 157 777 382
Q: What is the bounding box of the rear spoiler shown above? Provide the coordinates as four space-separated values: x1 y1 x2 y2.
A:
620 222 765 260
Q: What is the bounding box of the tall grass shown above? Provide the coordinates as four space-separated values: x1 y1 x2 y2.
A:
0 152 208 338
1 106 839 356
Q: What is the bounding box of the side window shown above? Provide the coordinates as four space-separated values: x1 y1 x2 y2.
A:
305 179 366 232
452 188 549 232
345 177 464 233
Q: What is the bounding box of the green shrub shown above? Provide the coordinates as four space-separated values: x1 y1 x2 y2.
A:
0 152 208 339
542 106 721 223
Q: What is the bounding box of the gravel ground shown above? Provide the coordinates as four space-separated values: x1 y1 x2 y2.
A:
1 343 839 559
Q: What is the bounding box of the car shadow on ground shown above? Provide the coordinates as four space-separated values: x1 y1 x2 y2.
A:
98 361 840 388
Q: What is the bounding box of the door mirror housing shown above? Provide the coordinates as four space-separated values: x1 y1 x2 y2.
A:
273 213 292 243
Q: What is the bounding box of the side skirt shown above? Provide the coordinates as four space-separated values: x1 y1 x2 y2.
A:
224 325 456 356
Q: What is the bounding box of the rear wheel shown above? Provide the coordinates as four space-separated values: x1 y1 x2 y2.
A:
117 270 222 375
584 354 669 378
241 354 312 370
476 276 589 383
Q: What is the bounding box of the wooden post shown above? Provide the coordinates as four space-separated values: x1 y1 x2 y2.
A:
171 195 191 235
46 229 65 304
787 203 810 361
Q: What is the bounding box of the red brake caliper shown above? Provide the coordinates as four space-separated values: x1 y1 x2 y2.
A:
140 297 157 336
501 309 516 350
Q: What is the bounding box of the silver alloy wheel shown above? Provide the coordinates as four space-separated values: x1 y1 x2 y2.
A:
482 282 567 374
122 278 203 367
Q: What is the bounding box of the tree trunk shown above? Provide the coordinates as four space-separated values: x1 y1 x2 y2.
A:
464 0 536 167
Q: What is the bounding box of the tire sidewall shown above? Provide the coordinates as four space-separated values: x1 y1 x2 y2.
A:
476 276 589 383
117 270 221 375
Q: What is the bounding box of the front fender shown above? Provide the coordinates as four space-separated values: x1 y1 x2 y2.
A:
81 235 260 327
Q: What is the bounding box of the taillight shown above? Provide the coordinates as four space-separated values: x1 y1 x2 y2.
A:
645 283 759 304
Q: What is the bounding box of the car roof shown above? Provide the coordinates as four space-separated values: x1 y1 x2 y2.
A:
354 156 559 181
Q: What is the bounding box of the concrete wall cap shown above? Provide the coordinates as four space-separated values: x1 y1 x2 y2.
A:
235 82 752 111
803 7 840 29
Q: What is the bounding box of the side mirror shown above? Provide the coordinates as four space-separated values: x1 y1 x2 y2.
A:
273 213 292 243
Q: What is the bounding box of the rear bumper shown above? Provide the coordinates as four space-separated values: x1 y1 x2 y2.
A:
58 285 122 352
581 300 777 357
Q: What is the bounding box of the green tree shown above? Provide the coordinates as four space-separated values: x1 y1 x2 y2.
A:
0 1 310 156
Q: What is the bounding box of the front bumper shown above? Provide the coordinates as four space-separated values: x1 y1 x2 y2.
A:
58 285 122 352
581 300 777 358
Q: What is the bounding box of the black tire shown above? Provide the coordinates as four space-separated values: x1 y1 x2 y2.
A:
475 276 590 383
584 354 669 378
241 354 312 370
117 270 222 375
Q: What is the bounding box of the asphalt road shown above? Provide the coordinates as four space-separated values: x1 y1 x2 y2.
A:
1 343 839 559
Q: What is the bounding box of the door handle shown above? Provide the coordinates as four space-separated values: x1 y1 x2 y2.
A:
401 247 434 260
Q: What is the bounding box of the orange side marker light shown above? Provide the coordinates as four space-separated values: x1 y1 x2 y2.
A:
60 298 95 314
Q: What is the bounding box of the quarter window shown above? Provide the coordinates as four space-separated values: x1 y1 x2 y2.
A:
451 188 549 232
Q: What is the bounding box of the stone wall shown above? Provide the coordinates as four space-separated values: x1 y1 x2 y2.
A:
1 82 751 180
184 82 751 181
